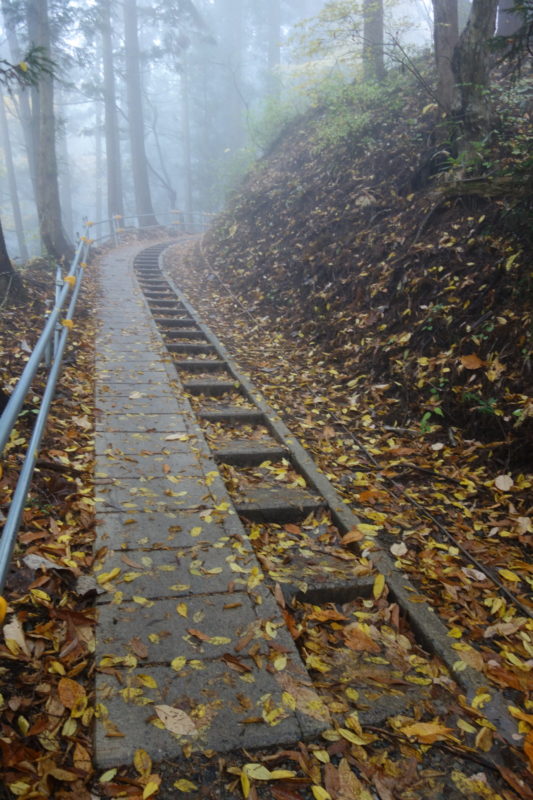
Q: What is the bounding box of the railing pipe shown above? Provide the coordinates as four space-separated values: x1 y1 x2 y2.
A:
0 273 84 594
0 236 85 453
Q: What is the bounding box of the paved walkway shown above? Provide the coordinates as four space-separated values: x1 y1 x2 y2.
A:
93 244 329 769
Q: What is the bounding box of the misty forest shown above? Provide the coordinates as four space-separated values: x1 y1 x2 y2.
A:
0 1 532 799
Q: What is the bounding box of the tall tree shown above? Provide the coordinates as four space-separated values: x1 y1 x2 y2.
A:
29 0 73 261
100 0 124 220
451 0 499 140
432 0 459 113
1 0 38 200
497 1 523 35
123 0 157 226
267 0 281 96
363 0 385 82
0 89 29 259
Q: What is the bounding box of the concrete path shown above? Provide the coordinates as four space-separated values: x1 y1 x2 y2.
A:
93 244 329 769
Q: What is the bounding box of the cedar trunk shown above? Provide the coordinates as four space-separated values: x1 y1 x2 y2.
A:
124 0 157 227
31 0 73 262
101 0 124 220
432 0 459 113
452 0 499 140
363 0 385 83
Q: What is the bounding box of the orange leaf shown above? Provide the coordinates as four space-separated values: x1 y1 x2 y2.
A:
460 354 483 369
187 627 210 641
400 721 453 744
524 730 533 771
343 623 380 653
58 677 86 710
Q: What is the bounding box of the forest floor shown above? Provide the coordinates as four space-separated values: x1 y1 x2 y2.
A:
0 67 532 800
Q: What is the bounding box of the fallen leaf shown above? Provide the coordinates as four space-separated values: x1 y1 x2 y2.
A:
460 354 483 369
154 705 197 736
400 720 453 743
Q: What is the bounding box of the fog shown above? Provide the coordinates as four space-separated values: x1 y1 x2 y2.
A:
0 0 436 258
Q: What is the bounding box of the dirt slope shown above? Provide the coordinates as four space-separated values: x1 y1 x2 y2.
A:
204 71 532 467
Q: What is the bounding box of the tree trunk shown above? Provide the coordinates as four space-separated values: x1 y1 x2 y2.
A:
0 216 22 299
0 89 29 260
181 59 193 216
432 0 459 112
267 0 281 97
0 217 14 277
363 0 385 83
101 0 124 220
222 0 246 151
452 0 499 141
497 1 522 36
29 0 73 262
123 0 157 227
3 0 38 241
95 100 103 224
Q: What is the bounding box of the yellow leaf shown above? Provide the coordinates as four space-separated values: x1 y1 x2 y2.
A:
64 275 76 287
282 692 296 710
138 674 158 689
447 627 463 639
472 692 492 710
457 718 476 734
400 721 453 744
311 787 332 800
99 769 117 782
208 636 231 645
498 568 520 582
177 603 188 618
96 567 121 585
143 780 160 799
270 770 297 779
174 779 198 792
240 770 250 798
134 748 152 777
18 61 29 72
243 763 272 780
171 657 187 672
133 596 154 607
373 573 385 600
190 527 202 537
273 655 287 671
61 318 74 329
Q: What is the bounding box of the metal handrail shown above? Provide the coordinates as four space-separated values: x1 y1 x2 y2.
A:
0 224 92 615
0 210 214 620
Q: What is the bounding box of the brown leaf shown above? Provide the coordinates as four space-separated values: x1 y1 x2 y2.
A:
460 353 483 369
187 627 210 641
57 677 86 710
129 636 149 659
154 705 198 736
343 623 380 653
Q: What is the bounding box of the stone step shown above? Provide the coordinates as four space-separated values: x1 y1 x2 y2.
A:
154 317 196 327
163 329 205 340
199 407 266 425
234 487 324 523
182 379 240 396
213 439 288 466
146 298 178 308
167 342 216 354
174 359 229 373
